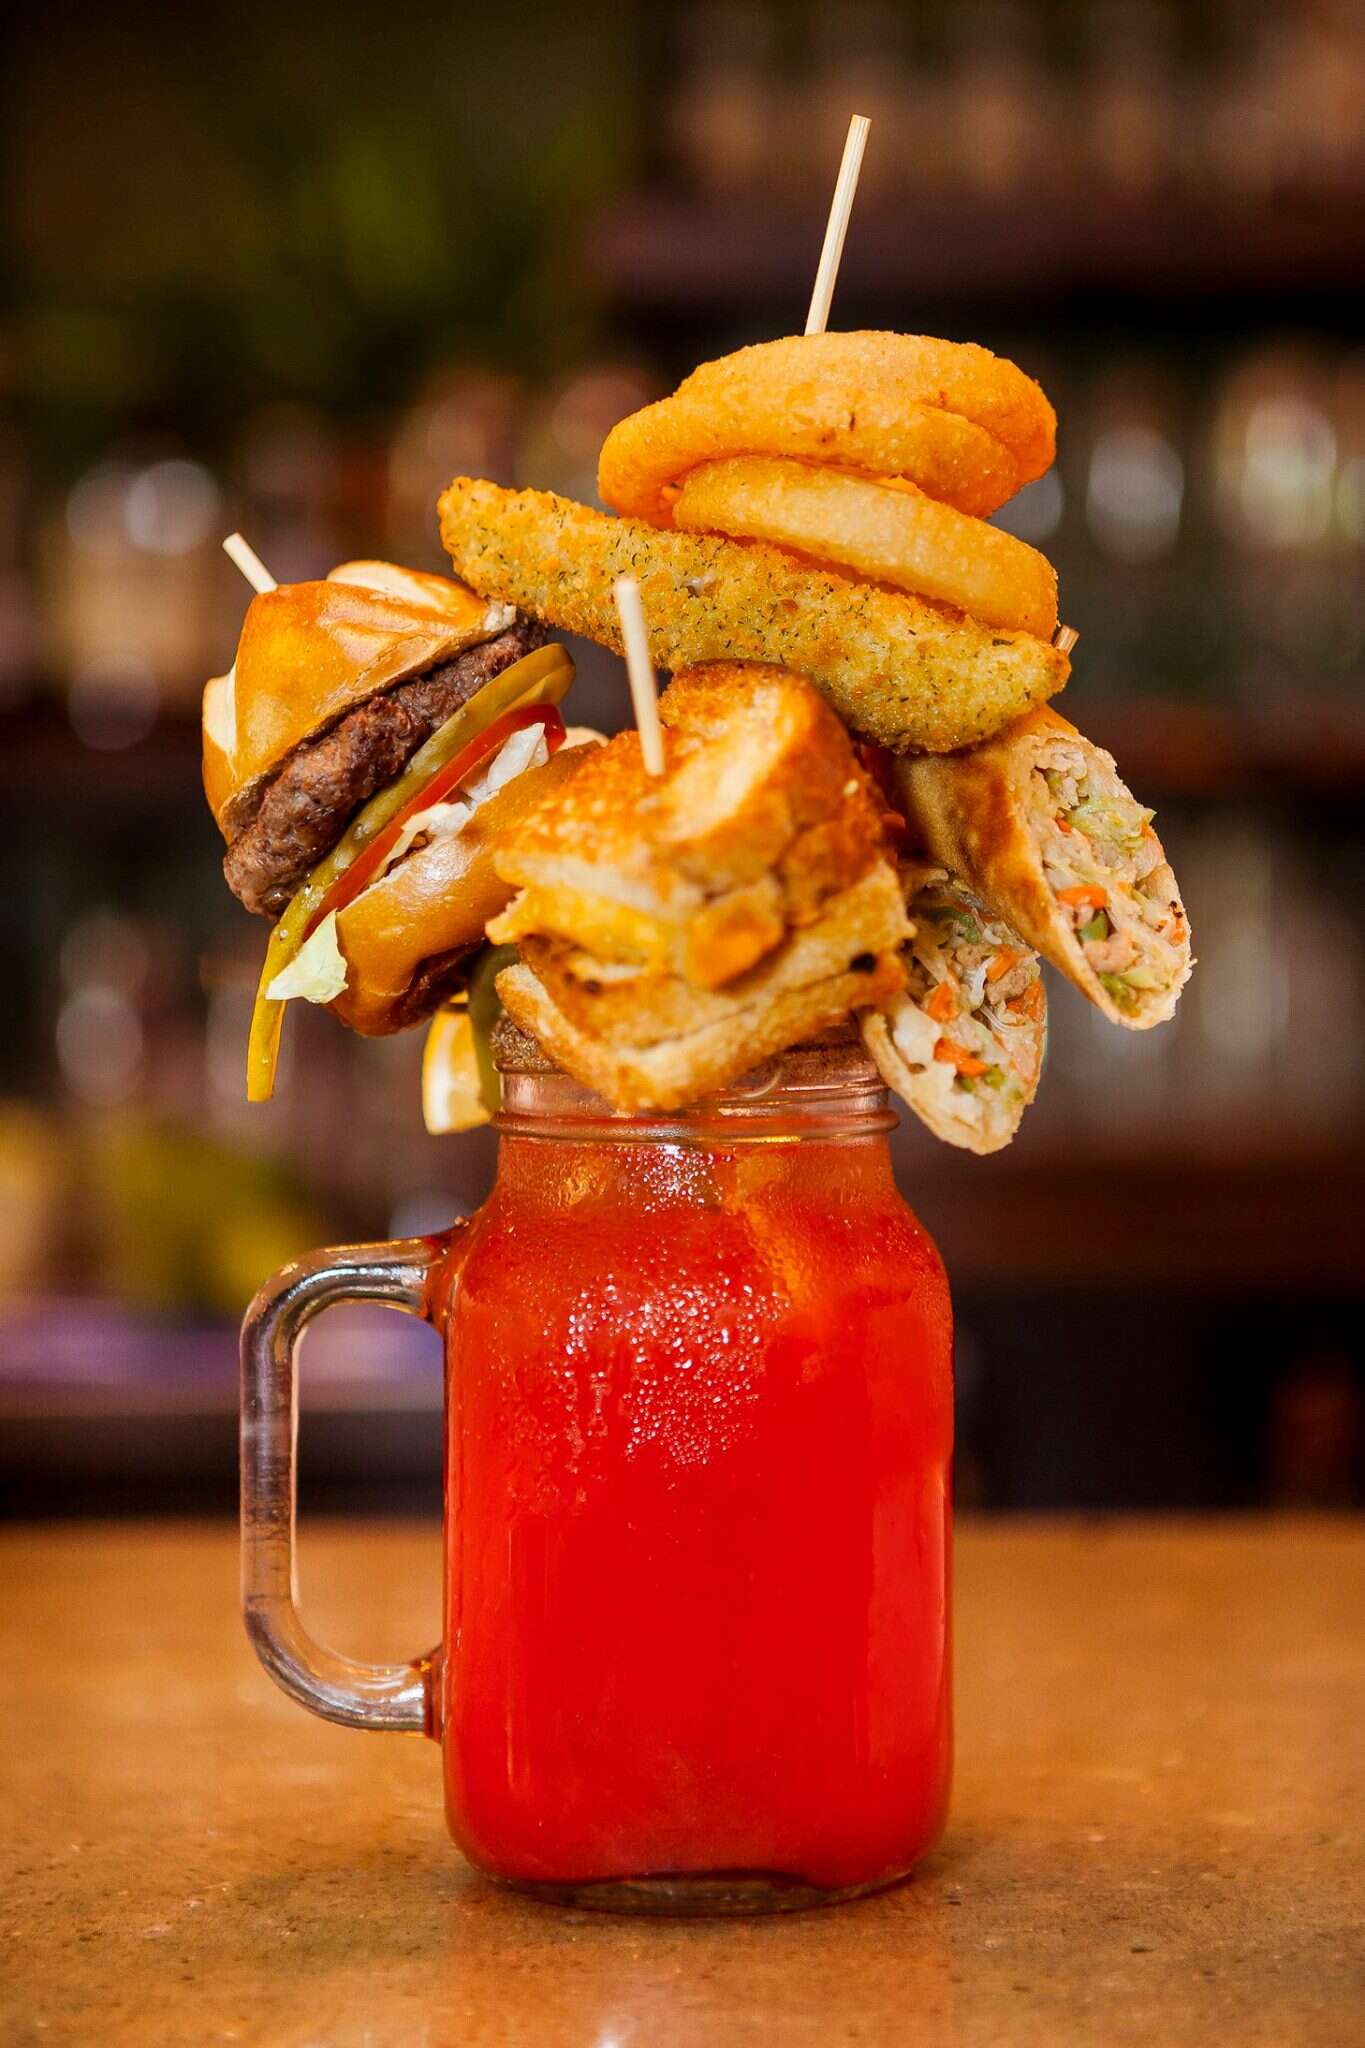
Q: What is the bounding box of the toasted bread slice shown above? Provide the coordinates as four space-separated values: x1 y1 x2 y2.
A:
489 662 889 986
520 862 910 1049
496 662 886 901
496 954 905 1113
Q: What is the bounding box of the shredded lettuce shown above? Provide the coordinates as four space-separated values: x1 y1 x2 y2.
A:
266 912 348 1004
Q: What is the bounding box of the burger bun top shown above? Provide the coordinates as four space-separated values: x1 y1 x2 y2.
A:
203 562 508 837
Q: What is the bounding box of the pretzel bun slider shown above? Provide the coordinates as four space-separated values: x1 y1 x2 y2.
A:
203 559 580 1099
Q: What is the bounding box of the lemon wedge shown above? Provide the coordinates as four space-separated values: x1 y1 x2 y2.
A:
421 1007 491 1135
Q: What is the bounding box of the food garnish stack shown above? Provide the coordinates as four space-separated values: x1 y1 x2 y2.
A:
206 125 1190 1153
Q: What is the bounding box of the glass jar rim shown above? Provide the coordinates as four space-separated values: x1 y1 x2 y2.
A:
492 1023 895 1145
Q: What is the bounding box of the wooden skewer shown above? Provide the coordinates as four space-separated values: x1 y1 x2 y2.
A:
1053 624 1080 655
222 532 278 594
805 114 871 337
613 575 665 777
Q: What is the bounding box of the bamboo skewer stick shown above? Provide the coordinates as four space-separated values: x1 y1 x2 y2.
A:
805 114 871 336
222 532 278 594
613 575 665 777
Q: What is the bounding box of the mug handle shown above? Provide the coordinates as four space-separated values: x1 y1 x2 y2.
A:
240 1232 457 1734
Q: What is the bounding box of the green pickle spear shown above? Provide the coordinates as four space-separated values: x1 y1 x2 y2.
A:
467 944 521 1117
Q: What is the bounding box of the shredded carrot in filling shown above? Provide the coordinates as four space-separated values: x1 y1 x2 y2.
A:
986 947 1023 984
934 1038 989 1078
1057 883 1108 910
1007 981 1045 1020
926 979 959 1023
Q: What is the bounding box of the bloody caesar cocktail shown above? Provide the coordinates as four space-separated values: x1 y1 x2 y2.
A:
435 1049 953 1905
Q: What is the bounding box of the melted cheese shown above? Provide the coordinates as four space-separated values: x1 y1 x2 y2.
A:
487 886 676 967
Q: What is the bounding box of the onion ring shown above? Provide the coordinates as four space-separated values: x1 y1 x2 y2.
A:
672 456 1059 639
598 332 1056 525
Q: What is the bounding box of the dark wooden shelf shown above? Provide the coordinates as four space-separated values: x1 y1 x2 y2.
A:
0 703 204 806
4 693 1363 805
0 1147 1358 1335
911 1149 1365 1295
1073 693 1365 799
588 188 1365 311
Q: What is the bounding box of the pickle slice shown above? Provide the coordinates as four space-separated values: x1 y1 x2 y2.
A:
467 943 520 1116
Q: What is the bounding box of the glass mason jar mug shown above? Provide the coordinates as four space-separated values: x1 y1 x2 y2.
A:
241 1040 954 1912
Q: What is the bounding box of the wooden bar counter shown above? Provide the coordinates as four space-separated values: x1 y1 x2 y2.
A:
3 1520 1361 2045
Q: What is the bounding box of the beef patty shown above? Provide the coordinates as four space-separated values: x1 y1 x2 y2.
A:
224 615 547 918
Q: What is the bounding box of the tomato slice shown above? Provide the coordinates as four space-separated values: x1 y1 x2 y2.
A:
305 704 564 940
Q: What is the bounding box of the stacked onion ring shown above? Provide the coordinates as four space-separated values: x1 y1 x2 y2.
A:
598 331 1061 644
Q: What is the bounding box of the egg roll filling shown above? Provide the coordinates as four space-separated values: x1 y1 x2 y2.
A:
1030 739 1188 1016
887 874 1043 1125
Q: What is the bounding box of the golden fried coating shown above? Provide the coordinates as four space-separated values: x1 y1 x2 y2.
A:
439 479 1069 755
895 705 1192 1031
672 457 1059 639
597 332 1056 525
519 866 910 1050
489 662 896 989
496 953 905 1112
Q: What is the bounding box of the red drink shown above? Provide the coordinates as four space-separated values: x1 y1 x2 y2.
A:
438 1057 953 1900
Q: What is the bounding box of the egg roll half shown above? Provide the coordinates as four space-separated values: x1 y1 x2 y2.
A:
894 706 1191 1029
862 864 1046 1155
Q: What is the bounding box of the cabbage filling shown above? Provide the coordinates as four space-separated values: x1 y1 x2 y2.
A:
887 873 1042 1129
1031 742 1186 1013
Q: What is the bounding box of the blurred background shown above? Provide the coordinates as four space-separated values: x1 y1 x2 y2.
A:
2 0 1362 1516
